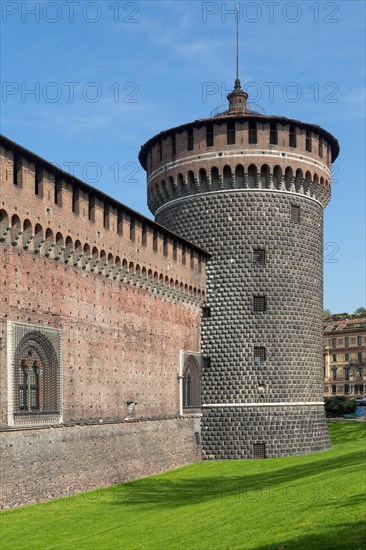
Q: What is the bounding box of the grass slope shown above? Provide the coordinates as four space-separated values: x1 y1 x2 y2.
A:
1 421 365 550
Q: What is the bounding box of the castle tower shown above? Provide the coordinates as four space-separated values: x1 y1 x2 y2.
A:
139 79 339 459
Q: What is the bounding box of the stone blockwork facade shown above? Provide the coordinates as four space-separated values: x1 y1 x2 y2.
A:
156 192 330 458
139 80 340 459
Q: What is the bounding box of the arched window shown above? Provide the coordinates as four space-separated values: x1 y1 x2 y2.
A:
13 330 60 417
182 355 201 409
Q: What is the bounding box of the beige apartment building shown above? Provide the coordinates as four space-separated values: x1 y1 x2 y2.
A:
324 317 366 398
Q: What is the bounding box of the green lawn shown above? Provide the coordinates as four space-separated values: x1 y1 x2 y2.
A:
1 421 365 550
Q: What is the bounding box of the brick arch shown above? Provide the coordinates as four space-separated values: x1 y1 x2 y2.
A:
248 164 257 189
260 164 270 189
273 165 282 190
177 173 184 196
223 165 232 189
55 232 63 245
45 228 54 243
0 209 9 226
199 168 208 193
23 219 32 236
295 169 303 193
235 164 245 188
14 331 60 414
285 166 294 191
211 166 220 191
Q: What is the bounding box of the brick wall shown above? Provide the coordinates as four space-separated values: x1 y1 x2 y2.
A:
0 245 201 424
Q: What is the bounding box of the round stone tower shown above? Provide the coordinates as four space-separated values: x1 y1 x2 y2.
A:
139 79 339 459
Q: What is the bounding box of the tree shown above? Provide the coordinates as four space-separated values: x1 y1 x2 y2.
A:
323 309 332 320
354 307 366 317
324 396 358 417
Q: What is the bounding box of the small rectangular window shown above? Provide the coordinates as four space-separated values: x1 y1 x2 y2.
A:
344 367 350 380
163 234 168 256
130 217 135 241
332 385 336 395
318 137 323 158
359 384 364 393
202 306 211 318
254 347 266 365
182 243 186 265
172 134 176 157
291 205 300 223
248 121 257 144
203 357 211 369
331 338 337 348
153 228 158 252
158 141 162 162
55 176 62 206
269 122 277 145
206 124 214 147
103 203 110 230
35 165 42 196
142 223 147 246
345 337 349 347
187 128 193 151
357 335 363 346
198 253 202 273
332 354 337 362
88 195 95 221
253 249 265 265
344 384 349 394
345 353 350 361
117 209 123 234
306 130 312 152
332 367 337 379
13 155 20 186
227 121 235 145
190 250 195 270
253 444 266 459
72 187 79 214
253 296 266 312
358 352 363 363
289 125 297 148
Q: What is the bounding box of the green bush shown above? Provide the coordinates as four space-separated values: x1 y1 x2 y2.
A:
324 396 358 417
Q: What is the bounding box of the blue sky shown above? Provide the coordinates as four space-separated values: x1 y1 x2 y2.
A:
1 0 365 313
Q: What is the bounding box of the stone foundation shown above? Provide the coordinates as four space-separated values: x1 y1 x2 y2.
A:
0 415 201 509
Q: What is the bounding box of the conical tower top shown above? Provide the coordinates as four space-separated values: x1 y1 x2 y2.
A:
227 77 248 114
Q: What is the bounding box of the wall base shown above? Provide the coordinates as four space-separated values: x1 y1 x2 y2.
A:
201 405 331 459
0 416 201 509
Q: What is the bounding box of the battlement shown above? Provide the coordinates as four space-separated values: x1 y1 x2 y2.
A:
139 115 339 213
0 135 208 302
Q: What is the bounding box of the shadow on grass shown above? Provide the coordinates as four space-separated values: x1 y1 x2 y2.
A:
328 421 366 444
255 519 366 550
112 449 365 509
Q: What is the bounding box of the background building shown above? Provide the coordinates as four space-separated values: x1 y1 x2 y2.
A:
324 317 366 398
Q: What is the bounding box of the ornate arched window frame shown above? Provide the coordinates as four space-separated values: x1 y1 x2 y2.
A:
7 322 62 427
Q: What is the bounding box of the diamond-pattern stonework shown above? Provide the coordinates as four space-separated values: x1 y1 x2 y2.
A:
157 190 331 458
